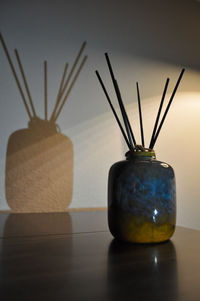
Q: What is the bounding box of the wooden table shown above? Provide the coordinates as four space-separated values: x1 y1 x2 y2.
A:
0 211 200 300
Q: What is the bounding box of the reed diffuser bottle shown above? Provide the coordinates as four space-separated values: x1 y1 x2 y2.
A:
108 150 176 243
96 53 184 243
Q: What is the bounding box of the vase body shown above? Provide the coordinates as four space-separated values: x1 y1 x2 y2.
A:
108 152 176 243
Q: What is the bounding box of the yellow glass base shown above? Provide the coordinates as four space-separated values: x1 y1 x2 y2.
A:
117 214 175 243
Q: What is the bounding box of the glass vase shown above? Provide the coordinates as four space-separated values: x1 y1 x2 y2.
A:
108 150 176 243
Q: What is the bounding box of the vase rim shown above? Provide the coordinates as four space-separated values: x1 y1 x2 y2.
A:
125 149 156 159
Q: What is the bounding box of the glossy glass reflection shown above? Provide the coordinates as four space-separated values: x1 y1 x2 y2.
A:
107 239 178 301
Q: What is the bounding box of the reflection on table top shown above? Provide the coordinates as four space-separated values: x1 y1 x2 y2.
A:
0 211 200 301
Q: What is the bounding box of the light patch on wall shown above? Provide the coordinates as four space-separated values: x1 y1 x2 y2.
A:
124 91 200 230
65 110 123 209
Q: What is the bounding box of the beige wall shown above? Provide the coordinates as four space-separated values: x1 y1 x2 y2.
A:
0 0 200 228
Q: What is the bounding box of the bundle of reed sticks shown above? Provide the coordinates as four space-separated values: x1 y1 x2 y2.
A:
0 33 87 122
96 53 185 151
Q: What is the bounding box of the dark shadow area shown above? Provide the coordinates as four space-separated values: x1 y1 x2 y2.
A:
0 213 73 300
90 0 200 71
107 239 178 301
6 118 73 212
0 212 109 301
121 0 200 70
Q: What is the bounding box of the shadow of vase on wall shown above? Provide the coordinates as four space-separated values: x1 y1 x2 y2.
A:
1 33 87 212
6 118 73 212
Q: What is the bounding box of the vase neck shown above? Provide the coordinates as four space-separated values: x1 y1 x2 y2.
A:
125 150 156 161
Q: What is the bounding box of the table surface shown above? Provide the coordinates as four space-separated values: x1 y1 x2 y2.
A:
0 211 200 301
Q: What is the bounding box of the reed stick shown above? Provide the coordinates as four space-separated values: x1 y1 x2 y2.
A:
104 53 136 147
149 78 170 149
50 41 86 121
114 79 136 146
136 82 145 147
53 55 88 122
44 61 48 120
0 33 32 119
151 69 185 149
95 70 132 151
14 49 37 118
